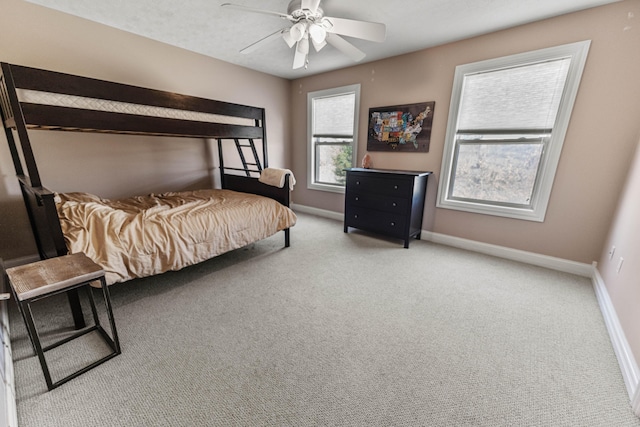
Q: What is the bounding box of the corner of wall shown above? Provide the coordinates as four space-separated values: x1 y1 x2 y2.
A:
592 266 640 407
633 386 640 417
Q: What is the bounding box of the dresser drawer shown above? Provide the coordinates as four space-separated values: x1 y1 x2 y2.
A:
346 191 409 214
346 174 413 198
345 207 406 239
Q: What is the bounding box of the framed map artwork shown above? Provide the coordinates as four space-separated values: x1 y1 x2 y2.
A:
367 101 435 152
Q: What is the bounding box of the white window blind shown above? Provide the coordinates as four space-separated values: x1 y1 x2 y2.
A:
313 93 356 136
458 59 571 131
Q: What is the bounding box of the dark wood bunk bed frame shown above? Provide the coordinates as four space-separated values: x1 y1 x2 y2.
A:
0 62 292 328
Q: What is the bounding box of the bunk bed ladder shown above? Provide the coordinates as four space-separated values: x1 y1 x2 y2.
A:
234 138 262 177
219 114 268 181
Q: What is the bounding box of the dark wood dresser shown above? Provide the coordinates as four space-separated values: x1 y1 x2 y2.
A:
343 168 432 248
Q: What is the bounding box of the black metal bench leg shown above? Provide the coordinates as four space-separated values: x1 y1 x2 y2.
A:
23 302 55 390
10 284 37 353
100 277 121 353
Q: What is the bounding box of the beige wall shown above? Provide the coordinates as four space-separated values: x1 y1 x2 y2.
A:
598 139 640 372
2 0 639 266
0 0 291 260
290 0 640 264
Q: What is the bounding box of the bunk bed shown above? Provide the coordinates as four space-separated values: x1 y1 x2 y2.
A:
0 62 296 324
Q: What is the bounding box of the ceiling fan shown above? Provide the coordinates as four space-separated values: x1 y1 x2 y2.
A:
221 0 386 70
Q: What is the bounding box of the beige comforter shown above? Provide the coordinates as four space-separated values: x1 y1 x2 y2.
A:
55 189 297 285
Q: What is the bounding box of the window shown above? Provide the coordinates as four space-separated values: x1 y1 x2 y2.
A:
437 41 590 221
307 84 360 193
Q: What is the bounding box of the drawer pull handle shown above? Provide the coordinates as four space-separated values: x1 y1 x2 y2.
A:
355 196 359 201
390 222 395 226
356 181 360 185
354 214 359 219
392 202 397 207
394 185 398 190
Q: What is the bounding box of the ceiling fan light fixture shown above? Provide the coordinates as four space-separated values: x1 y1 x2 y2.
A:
290 22 307 42
308 23 327 44
282 30 297 48
297 35 310 55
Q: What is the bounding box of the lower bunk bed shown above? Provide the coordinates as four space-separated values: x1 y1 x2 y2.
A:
56 187 296 285
15 173 295 287
0 62 296 324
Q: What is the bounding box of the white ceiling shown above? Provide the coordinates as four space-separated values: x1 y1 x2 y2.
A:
27 0 620 80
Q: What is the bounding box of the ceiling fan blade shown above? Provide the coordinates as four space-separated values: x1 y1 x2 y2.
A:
292 46 307 69
240 28 288 54
221 3 292 20
301 0 321 14
323 16 386 43
325 33 366 62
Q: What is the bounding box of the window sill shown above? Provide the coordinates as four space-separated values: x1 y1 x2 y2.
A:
436 198 546 222
307 183 346 194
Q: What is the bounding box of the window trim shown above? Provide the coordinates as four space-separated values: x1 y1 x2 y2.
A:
307 84 360 193
436 40 591 221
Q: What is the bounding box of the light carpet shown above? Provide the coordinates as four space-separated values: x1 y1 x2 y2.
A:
9 213 640 426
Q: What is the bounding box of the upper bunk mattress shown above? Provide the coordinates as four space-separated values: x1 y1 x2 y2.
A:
17 89 252 128
55 189 297 285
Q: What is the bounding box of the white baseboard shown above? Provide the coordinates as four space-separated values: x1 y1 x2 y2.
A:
592 268 640 408
633 387 640 418
1 264 18 427
422 231 593 277
1 300 17 427
291 203 344 222
292 205 593 277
